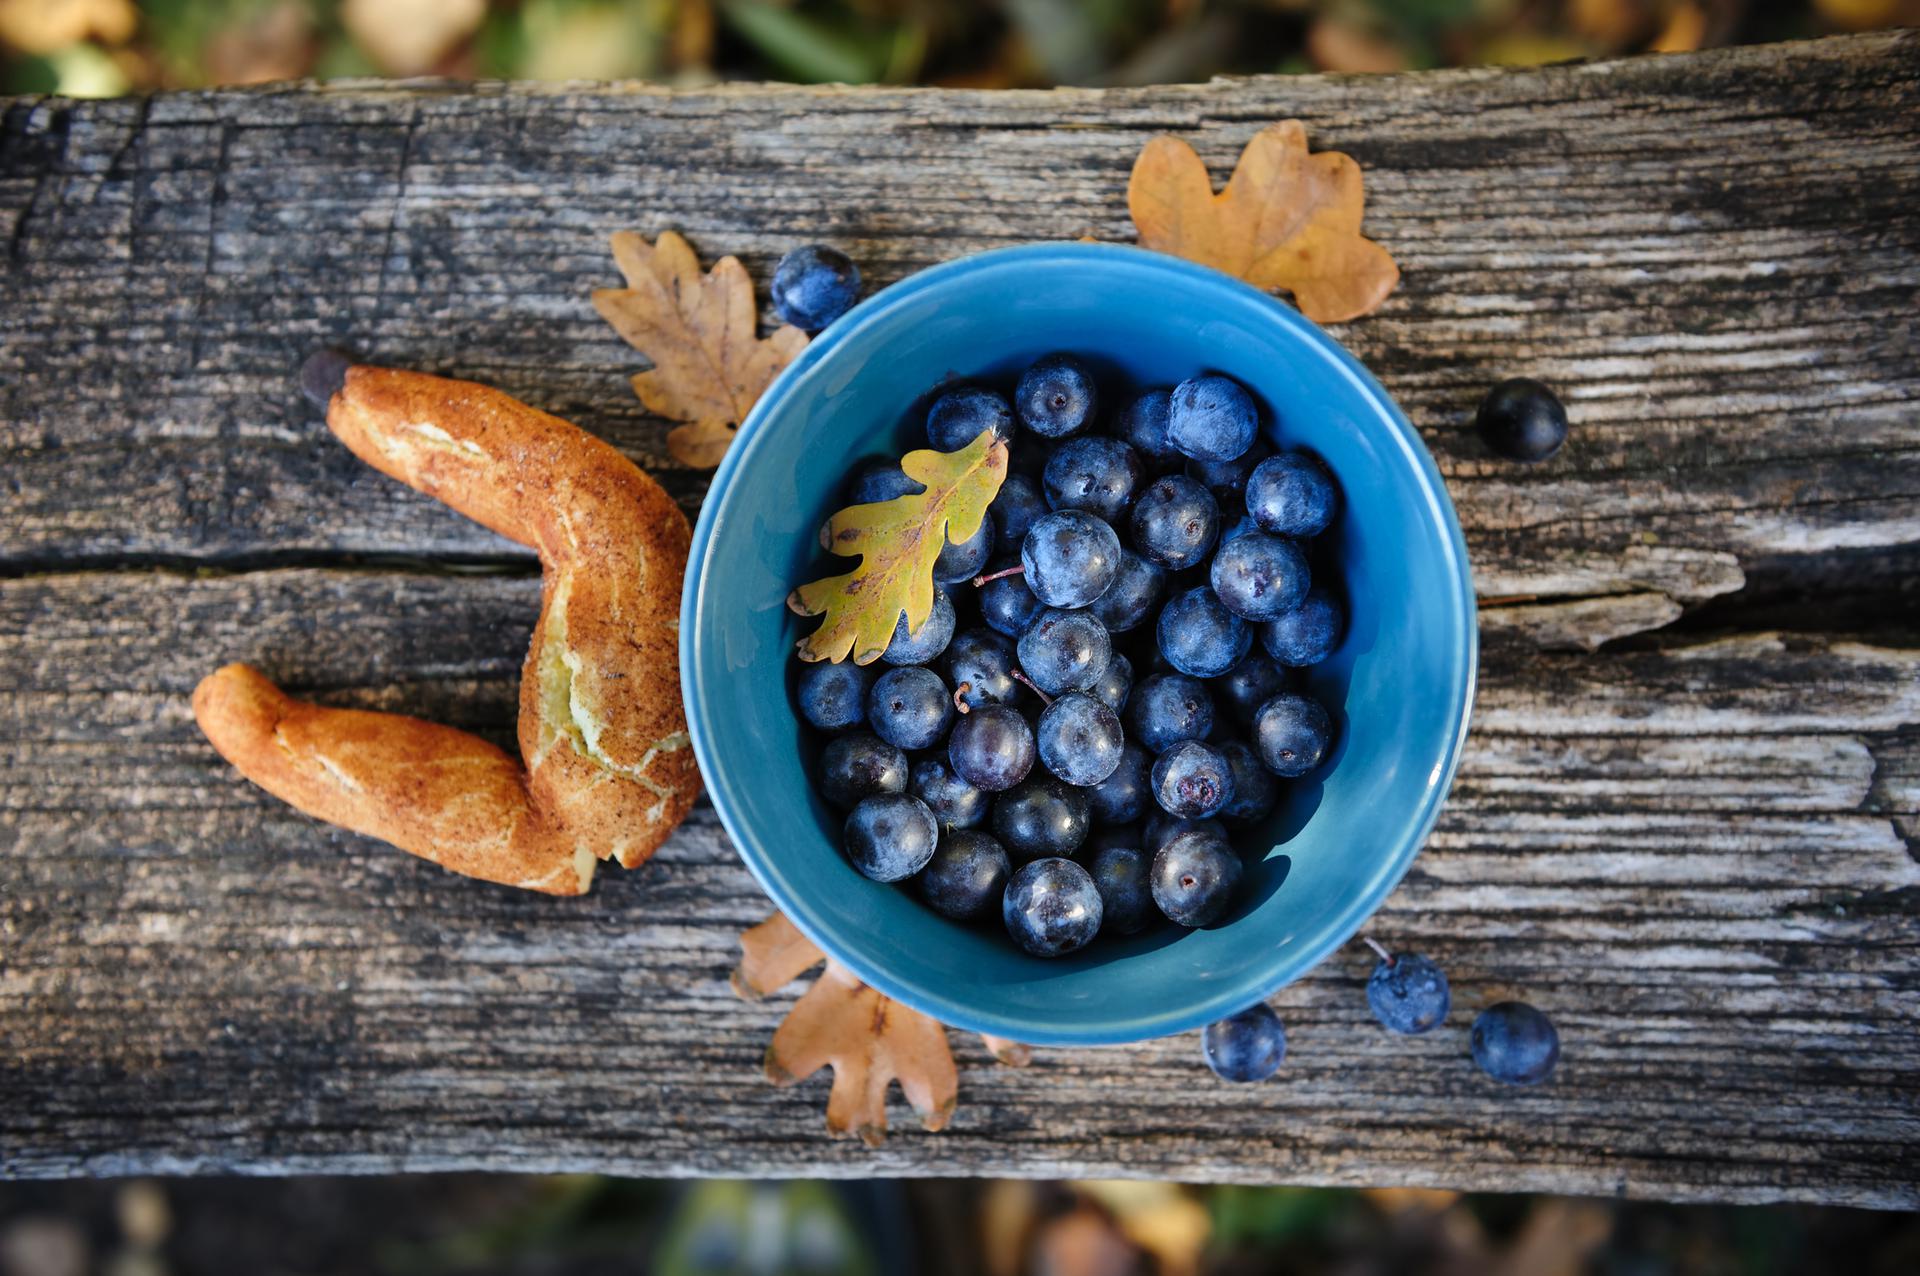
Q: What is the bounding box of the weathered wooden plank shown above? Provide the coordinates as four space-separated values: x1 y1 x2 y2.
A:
2 570 1915 1203
3 32 1917 1202
3 33 1919 650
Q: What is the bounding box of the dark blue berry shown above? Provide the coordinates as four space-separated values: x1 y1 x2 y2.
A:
840 790 936 882
770 244 861 333
1169 374 1257 463
946 627 1022 712
947 703 1036 793
797 660 874 732
1037 691 1125 787
844 792 938 882
1471 1001 1560 1085
991 776 1092 861
933 519 993 584
1158 586 1251 678
1252 692 1332 778
299 348 350 407
1131 474 1219 571
1246 452 1338 538
1125 673 1214 754
980 558 1044 638
1089 550 1167 634
910 757 989 831
1477 378 1568 464
1219 514 1259 544
1003 857 1103 957
850 457 922 504
1217 739 1278 824
1151 740 1235 819
818 732 907 810
1366 951 1450 1035
1015 354 1097 439
1114 388 1182 470
1021 510 1121 608
1202 1004 1286 1082
1209 532 1310 622
882 589 955 665
1151 828 1241 927
919 829 1010 921
1090 653 1133 715
991 473 1048 557
1016 608 1112 697
1043 436 1142 522
1008 432 1051 478
1260 590 1344 667
1087 742 1151 824
867 665 955 751
1088 840 1154 936
1215 653 1289 725
927 384 1015 451
1143 813 1226 854
1186 438 1270 511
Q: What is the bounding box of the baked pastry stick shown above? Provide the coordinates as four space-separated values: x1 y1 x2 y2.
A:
194 356 700 895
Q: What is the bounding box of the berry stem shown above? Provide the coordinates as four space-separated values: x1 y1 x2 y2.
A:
1360 936 1394 966
1009 669 1053 706
973 564 1026 587
952 682 972 714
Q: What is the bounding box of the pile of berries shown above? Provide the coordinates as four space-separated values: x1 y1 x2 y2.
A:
773 242 1568 1084
794 353 1345 959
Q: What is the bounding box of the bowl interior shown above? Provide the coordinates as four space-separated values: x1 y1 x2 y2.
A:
683 244 1474 1046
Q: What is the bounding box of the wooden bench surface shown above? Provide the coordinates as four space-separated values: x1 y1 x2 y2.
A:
2 32 1917 1206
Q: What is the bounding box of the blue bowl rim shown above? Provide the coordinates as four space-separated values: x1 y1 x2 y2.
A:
680 241 1478 1046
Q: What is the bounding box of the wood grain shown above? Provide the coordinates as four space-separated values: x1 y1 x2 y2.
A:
1 570 1914 1202
2 32 1917 1203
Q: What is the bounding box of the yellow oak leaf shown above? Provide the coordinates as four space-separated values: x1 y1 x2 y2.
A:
1128 120 1399 324
732 910 1028 1144
593 231 809 469
788 430 1008 665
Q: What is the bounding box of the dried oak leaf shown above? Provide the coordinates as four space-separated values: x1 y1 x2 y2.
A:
733 911 1027 1145
592 231 808 469
1128 120 1399 324
768 961 958 1148
732 910 827 1002
788 429 1008 664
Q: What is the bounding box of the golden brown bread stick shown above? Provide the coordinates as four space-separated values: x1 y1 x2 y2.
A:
193 360 700 894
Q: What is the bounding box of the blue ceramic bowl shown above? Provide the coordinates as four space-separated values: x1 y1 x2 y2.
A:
682 243 1474 1047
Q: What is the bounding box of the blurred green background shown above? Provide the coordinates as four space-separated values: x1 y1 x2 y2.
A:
2 1174 1918 1276
3 0 1917 98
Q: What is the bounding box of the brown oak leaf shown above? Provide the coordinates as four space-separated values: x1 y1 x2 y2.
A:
732 910 828 1001
980 1034 1033 1067
1128 120 1399 324
768 960 958 1147
733 910 1028 1144
592 231 808 469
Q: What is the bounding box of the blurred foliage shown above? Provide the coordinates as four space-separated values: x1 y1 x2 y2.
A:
4 0 1918 96
4 1174 1920 1275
